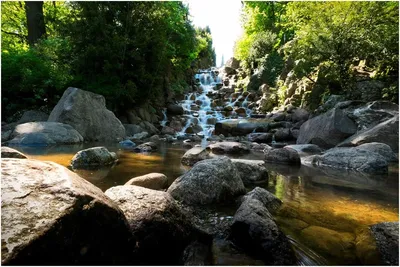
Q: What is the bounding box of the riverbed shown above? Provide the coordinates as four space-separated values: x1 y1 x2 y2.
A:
15 142 399 265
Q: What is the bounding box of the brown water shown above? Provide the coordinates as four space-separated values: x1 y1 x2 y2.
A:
13 142 399 265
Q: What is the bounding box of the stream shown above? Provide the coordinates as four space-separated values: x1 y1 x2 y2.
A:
17 142 399 265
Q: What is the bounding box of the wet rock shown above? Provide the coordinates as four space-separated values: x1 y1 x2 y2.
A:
231 159 268 185
133 142 157 152
241 187 282 214
291 108 310 122
271 112 286 122
1 159 132 265
1 129 12 142
48 87 125 141
234 107 246 116
149 134 160 142
161 126 176 135
309 147 388 174
229 188 296 265
273 128 292 141
181 240 212 266
125 173 168 190
223 105 233 111
297 108 357 148
250 142 272 151
8 122 83 146
132 131 149 140
247 132 273 143
168 157 245 205
105 185 205 265
300 226 356 263
215 118 272 136
124 124 145 137
356 142 398 162
208 141 250 154
119 139 136 148
181 147 211 166
264 147 301 165
338 115 399 152
17 110 48 123
284 144 323 155
167 104 184 115
370 222 399 266
1 146 27 159
71 147 117 168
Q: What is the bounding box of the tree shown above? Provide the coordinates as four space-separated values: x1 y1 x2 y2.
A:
25 1 46 46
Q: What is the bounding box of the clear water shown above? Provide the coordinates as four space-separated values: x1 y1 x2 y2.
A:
14 142 399 265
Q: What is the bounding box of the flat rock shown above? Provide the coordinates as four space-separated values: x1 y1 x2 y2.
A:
208 141 249 154
284 144 323 155
124 173 168 190
8 122 83 146
181 146 211 166
1 159 132 265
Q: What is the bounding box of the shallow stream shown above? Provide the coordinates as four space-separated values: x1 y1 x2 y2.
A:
15 142 399 265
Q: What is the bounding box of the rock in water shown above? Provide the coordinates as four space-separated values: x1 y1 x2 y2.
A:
229 188 295 265
231 159 268 185
71 147 117 168
297 108 357 148
1 159 132 265
124 173 168 190
208 141 250 154
310 147 388 174
264 147 301 165
181 146 211 166
8 122 83 146
370 222 399 266
168 157 246 205
48 87 125 142
356 142 398 162
1 147 27 159
105 185 207 265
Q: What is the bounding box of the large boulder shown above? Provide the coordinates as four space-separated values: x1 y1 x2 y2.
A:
215 118 272 136
105 185 207 264
181 146 211 166
297 108 357 148
1 146 27 159
124 173 168 190
167 157 246 205
225 57 240 69
309 147 388 174
208 141 250 155
338 115 399 153
8 122 83 146
231 159 268 185
71 147 117 169
370 222 399 266
356 142 398 162
17 110 49 123
291 108 310 122
283 144 323 155
167 104 184 116
1 159 133 265
48 87 125 142
229 188 296 265
264 147 301 165
241 187 282 214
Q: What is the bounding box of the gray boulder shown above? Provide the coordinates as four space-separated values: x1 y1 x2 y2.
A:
338 115 399 152
241 187 282 214
48 87 125 142
264 147 301 165
17 110 49 123
284 144 323 155
71 147 117 169
168 157 246 205
167 104 184 115
8 122 83 146
229 188 296 265
231 159 268 185
105 185 206 264
356 142 398 162
1 159 132 265
133 142 157 152
310 147 388 174
291 108 309 122
1 146 27 159
297 108 357 148
181 146 211 166
208 141 249 154
124 173 168 190
370 222 399 266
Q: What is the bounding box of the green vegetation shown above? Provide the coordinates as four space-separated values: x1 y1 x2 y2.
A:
1 1 215 119
234 1 399 109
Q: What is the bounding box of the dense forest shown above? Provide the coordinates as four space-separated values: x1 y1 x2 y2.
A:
1 1 215 121
234 1 399 110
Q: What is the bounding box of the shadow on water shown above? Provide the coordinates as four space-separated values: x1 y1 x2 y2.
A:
11 143 399 265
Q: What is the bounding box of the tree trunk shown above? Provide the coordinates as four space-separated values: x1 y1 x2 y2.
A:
25 1 46 46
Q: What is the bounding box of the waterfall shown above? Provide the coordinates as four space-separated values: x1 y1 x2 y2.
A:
160 108 168 127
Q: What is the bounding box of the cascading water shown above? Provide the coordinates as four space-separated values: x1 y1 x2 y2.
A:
160 108 168 127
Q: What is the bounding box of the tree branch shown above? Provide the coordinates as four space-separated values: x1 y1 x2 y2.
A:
1 29 27 41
